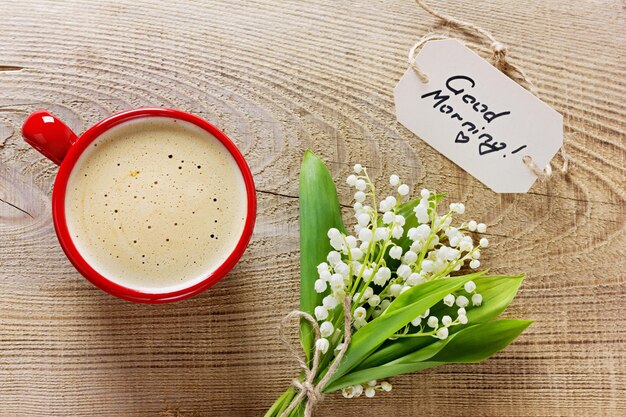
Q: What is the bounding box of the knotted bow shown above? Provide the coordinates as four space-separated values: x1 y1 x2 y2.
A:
278 297 352 417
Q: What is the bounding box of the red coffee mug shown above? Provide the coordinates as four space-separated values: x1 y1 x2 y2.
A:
22 108 256 303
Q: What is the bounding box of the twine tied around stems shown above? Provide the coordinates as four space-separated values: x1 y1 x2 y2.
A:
278 297 352 417
410 0 571 179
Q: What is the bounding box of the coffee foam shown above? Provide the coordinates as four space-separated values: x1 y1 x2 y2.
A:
65 117 247 293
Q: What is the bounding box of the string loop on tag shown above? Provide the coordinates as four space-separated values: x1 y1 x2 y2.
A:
412 0 538 94
558 142 572 173
410 0 571 177
408 33 451 83
491 42 506 53
522 155 553 181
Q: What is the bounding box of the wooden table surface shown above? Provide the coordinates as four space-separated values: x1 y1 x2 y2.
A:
1 1 624 416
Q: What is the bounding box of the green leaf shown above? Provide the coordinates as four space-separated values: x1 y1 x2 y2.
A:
324 334 454 391
324 319 532 392
325 361 443 392
465 274 525 324
355 274 525 370
383 271 487 316
428 319 532 362
299 151 346 364
324 274 475 387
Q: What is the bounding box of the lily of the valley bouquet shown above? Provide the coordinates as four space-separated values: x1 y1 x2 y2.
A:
266 152 531 416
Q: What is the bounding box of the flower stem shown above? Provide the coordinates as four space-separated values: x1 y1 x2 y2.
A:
394 330 437 338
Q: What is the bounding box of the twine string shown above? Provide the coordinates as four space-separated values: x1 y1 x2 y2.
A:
409 33 451 83
278 297 352 417
522 155 553 180
414 0 538 94
411 0 570 177
559 142 572 174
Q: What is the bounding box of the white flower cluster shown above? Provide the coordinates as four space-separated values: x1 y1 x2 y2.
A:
408 279 481 340
313 164 490 398
342 380 392 399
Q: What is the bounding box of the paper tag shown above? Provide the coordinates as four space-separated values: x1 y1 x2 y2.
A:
394 39 563 193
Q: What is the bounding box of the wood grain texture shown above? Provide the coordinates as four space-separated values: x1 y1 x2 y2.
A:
0 0 624 415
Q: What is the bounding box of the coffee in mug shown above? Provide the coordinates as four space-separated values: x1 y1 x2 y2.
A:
22 108 256 302
65 117 247 292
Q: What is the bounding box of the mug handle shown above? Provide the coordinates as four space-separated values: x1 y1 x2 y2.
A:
22 110 78 165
